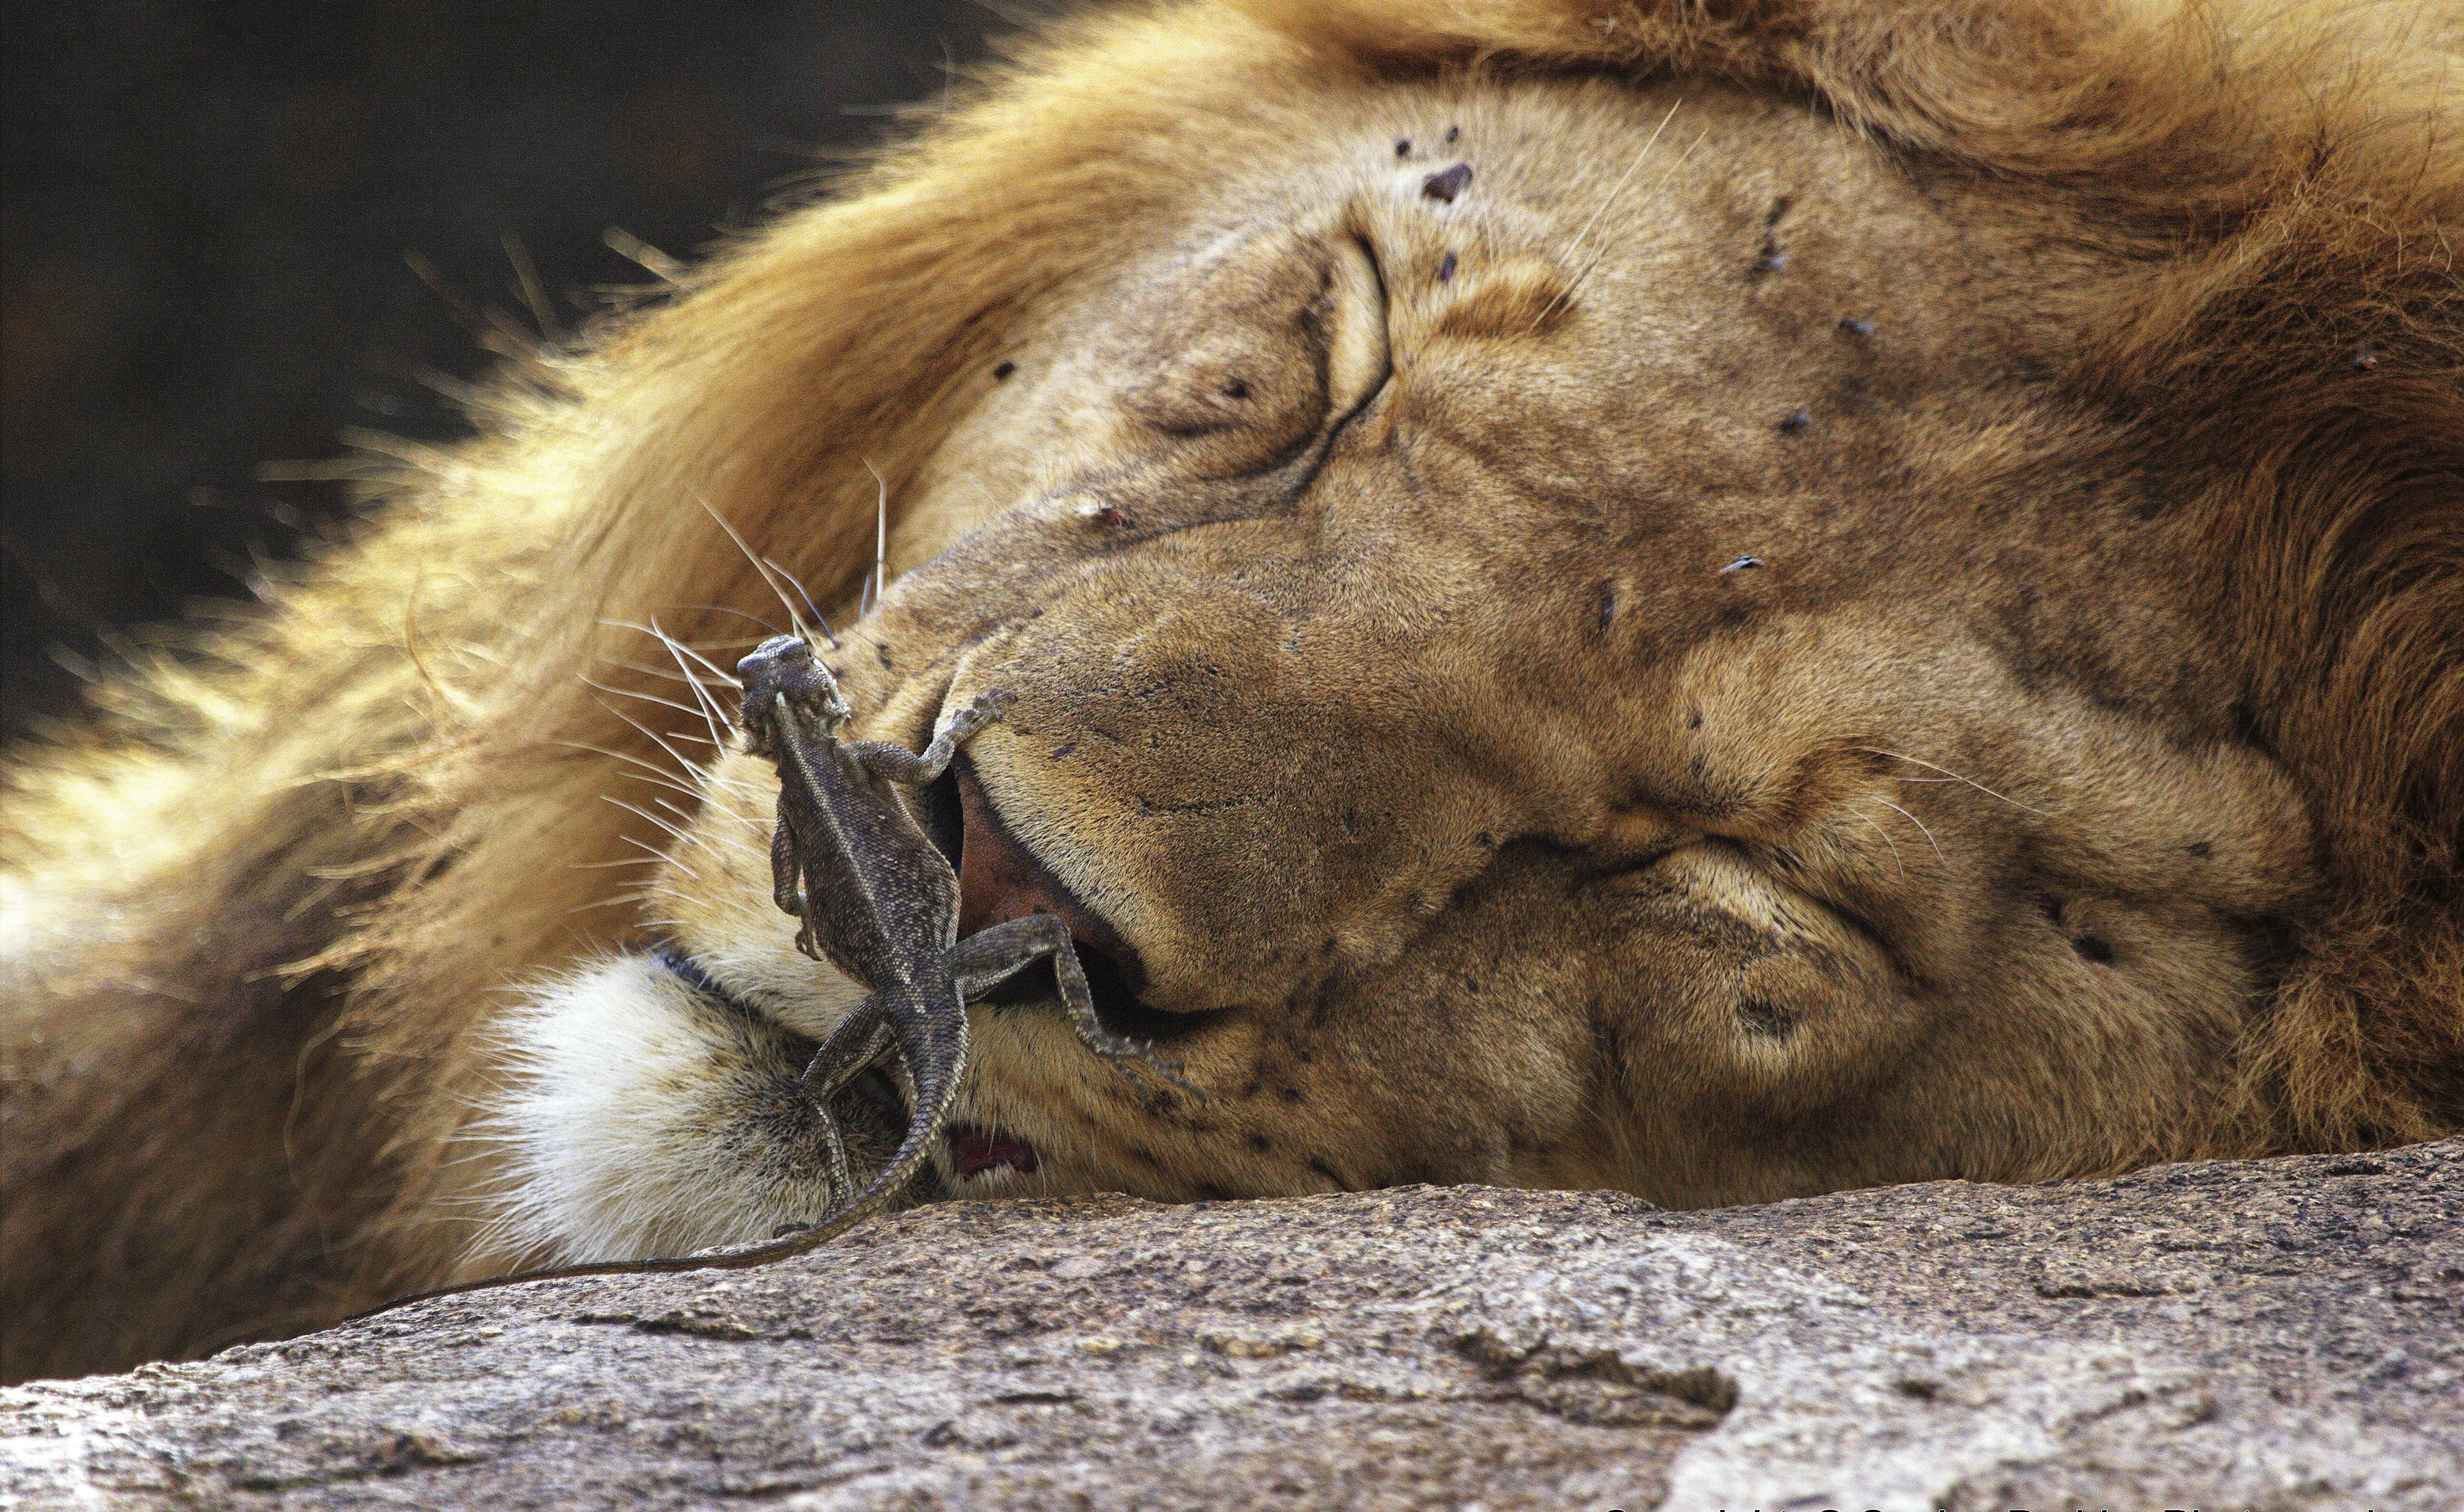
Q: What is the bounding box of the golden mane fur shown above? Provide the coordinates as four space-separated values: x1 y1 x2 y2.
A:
3 0 2456 1383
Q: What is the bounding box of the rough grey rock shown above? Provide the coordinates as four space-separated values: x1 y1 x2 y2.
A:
5 1141 2458 1510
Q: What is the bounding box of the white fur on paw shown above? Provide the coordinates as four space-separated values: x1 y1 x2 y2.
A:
465 955 845 1268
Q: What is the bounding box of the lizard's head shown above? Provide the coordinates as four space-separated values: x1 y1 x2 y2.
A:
735 632 853 752
458 67 2413 1275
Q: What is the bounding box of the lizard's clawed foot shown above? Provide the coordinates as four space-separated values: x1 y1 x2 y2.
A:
941 686 1014 743
946 913 1201 1101
1072 1025 1200 1101
812 1097 855 1212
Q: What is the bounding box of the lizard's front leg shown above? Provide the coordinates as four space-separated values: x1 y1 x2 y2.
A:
846 688 1012 786
769 810 817 956
946 915 1192 1094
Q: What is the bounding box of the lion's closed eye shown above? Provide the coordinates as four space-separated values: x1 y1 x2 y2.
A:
1114 225 1389 468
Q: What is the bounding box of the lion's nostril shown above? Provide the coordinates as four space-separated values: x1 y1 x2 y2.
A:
920 767 964 873
955 761 1143 985
955 761 1201 1042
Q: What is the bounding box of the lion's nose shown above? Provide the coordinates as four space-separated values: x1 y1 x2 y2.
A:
955 765 1149 999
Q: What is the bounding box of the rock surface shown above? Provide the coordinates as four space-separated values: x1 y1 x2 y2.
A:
5 1141 2458 1510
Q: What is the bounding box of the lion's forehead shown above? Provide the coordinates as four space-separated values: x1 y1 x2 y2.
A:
895 76 2203 726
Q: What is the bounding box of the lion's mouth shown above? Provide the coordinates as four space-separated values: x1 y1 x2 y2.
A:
652 741 1193 1206
946 1122 1040 1178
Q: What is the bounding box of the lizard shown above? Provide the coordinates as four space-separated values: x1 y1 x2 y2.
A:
353 631 1178 1318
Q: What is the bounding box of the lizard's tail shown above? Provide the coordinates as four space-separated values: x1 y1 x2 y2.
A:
348 1008 970 1320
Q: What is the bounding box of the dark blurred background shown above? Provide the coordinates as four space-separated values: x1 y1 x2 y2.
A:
3 0 1000 743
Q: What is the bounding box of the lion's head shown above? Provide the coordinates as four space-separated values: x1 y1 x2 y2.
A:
3 0 2456 1380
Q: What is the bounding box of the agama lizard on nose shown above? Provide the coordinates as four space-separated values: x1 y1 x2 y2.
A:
738 631 1182 1218
354 631 1177 1316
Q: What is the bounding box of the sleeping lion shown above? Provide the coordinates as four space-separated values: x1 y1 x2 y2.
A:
3 0 2456 1383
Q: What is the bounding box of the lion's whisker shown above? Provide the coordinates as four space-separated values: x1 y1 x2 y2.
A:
653 622 748 692
618 770 707 801
1532 96 1681 332
668 817 772 867
1873 797 1947 869
603 795 696 845
553 736 694 785
860 459 891 619
590 698 715 786
597 657 702 685
1856 747 2047 816
1847 805 1906 878
604 830 695 882
580 675 721 734
698 492 834 649
1548 125 1709 332
674 604 785 638
601 616 769 661
645 616 735 744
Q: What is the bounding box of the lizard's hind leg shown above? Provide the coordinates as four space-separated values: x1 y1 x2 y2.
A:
948 916 1192 1094
800 989 971 1228
798 1000 897 1209
801 1000 894 1101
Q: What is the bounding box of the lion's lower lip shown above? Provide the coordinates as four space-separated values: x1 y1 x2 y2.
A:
948 1122 1040 1178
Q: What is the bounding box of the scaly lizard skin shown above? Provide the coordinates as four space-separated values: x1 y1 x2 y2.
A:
354 633 1174 1317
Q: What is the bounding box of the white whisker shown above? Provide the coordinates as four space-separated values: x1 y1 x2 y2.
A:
697 492 830 647
654 625 746 690
1532 97 1681 331
579 676 717 727
601 615 768 662
617 770 706 801
1873 797 1947 869
1847 805 1906 878
596 656 698 684
669 606 787 642
610 829 693 877
758 559 835 652
603 795 692 844
587 700 712 790
862 459 891 619
644 616 733 745
553 736 691 784
1856 747 2047 815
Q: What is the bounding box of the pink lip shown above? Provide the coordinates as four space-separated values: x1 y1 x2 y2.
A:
948 1123 1040 1178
